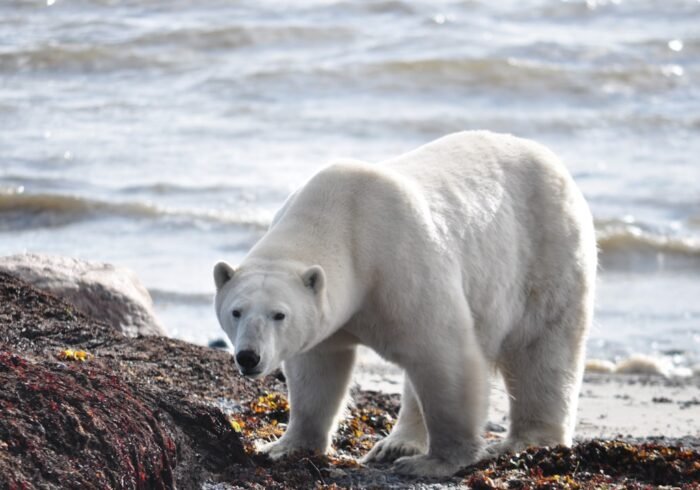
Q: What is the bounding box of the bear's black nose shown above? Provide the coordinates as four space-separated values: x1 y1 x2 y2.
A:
236 350 260 370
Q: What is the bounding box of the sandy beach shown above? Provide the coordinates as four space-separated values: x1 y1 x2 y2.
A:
355 348 700 445
575 374 700 441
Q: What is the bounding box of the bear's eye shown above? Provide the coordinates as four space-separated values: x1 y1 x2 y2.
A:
232 309 241 319
273 312 285 321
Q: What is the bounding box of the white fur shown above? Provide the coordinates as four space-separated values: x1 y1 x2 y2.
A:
214 131 597 477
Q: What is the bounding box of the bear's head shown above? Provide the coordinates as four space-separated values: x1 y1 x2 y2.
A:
213 260 327 378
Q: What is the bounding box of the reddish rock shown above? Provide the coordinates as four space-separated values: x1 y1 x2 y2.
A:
0 272 258 488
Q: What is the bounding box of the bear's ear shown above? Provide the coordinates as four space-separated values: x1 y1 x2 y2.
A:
214 261 236 291
301 265 325 294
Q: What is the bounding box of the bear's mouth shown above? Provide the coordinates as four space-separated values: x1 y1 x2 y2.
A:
239 367 263 378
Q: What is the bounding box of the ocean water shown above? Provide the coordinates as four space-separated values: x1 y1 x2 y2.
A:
1 0 699 369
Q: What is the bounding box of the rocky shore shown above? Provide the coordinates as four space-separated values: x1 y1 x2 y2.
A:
1 269 699 489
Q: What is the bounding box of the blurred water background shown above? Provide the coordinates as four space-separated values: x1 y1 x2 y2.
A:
1 0 699 370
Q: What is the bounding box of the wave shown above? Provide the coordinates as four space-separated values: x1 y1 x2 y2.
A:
119 182 244 196
0 44 174 74
596 220 700 271
0 192 270 231
1 175 278 199
0 24 352 73
127 24 355 51
3 191 699 269
0 174 89 192
234 52 690 102
359 56 688 94
2 39 690 104
596 221 700 256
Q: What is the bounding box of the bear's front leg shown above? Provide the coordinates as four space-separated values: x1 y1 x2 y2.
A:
259 347 356 460
392 335 490 477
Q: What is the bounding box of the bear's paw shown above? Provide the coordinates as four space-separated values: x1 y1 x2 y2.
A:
257 437 325 460
362 434 426 464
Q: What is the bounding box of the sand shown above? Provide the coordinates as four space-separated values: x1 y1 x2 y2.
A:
354 348 700 444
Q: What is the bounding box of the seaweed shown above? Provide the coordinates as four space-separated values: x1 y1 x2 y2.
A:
460 440 700 489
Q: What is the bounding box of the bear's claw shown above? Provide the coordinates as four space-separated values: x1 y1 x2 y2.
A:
258 439 294 460
257 438 323 460
362 436 426 464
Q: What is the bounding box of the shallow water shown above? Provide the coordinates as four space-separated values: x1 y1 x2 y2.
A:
1 0 699 368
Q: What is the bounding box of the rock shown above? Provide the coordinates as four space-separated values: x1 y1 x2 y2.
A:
585 358 617 374
485 421 506 433
209 338 229 349
0 253 166 337
0 271 268 488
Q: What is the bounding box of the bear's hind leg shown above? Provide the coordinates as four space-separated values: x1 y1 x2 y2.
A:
259 347 356 459
494 306 590 455
362 374 427 464
391 311 490 477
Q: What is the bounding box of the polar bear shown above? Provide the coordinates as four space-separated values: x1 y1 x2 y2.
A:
213 131 597 477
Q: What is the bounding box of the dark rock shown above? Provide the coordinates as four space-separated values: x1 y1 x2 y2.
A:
486 421 507 433
208 338 229 349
